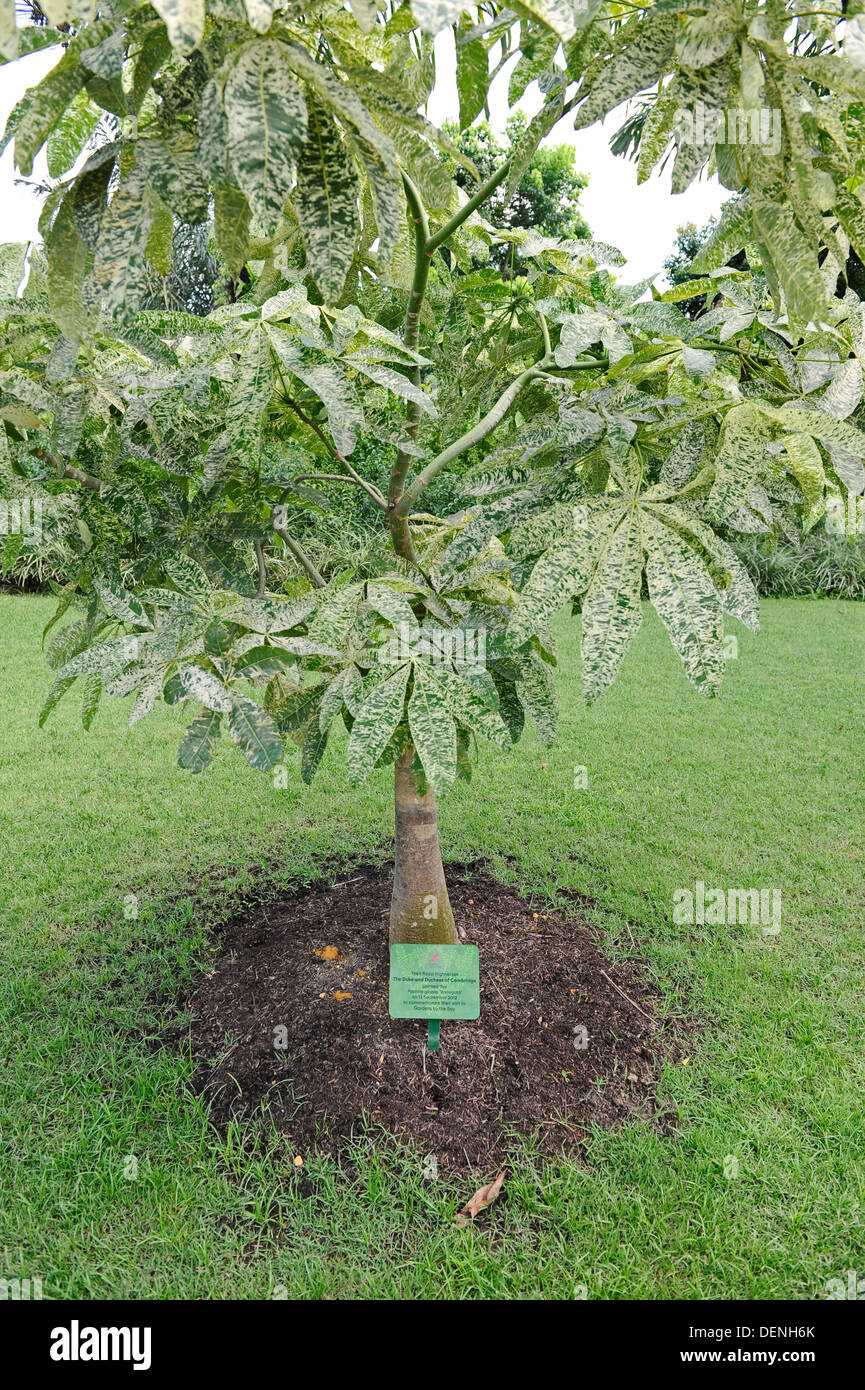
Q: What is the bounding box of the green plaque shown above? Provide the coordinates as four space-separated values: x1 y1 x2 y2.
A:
389 944 480 1020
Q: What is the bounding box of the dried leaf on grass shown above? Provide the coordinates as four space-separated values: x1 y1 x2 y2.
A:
453 1169 506 1226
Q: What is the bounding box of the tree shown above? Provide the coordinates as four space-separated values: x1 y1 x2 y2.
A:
446 114 590 272
664 218 719 319
1 1 864 956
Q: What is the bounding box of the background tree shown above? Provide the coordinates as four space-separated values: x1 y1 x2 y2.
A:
445 113 590 273
1 0 864 959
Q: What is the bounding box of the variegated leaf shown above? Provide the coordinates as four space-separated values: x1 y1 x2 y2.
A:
225 43 307 235
407 661 457 792
346 662 410 783
580 509 643 703
178 709 221 772
295 98 360 301
640 510 725 696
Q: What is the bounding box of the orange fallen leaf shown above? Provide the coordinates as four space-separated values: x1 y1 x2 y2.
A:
454 1170 506 1227
334 990 352 1001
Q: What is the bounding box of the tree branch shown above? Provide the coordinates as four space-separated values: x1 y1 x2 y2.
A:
32 446 101 491
426 157 513 254
283 395 386 508
253 538 267 597
270 514 326 589
395 354 552 517
386 174 431 565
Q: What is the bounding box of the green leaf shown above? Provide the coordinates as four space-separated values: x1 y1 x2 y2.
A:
145 191 174 275
225 42 308 235
136 138 209 224
513 651 558 744
227 326 273 464
176 663 233 713
640 509 725 696
164 552 210 595
178 709 222 772
301 717 329 783
213 183 251 276
228 692 282 769
580 508 643 703
346 662 410 783
151 0 205 54
46 89 101 179
89 165 153 321
294 97 360 301
94 576 147 625
407 661 457 793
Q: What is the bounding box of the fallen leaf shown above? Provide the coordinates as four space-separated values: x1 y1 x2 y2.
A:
454 1170 506 1227
334 990 352 1001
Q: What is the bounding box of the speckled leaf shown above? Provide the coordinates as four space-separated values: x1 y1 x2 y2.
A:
407 661 457 793
229 692 282 769
225 43 307 234
294 98 359 301
227 326 273 463
347 662 410 783
90 165 153 321
580 508 643 703
640 510 725 695
178 709 222 773
152 0 204 54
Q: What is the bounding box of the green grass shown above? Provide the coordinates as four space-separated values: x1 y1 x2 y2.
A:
1 592 864 1299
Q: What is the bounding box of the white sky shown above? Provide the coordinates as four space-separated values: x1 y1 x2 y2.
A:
0 27 727 284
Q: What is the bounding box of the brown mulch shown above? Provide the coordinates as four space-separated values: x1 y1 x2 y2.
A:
176 864 686 1172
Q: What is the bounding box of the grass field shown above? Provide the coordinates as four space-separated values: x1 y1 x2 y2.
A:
1 592 863 1300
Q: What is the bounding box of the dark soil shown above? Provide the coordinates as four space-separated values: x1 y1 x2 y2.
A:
179 864 686 1172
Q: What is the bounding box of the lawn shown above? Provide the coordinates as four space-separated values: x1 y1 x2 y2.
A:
1 591 863 1299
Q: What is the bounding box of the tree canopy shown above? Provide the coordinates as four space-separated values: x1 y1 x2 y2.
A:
1 0 864 813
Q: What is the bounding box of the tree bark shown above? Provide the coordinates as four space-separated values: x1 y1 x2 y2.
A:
389 745 458 946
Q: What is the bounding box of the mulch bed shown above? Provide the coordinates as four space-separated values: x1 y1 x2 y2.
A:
177 864 686 1172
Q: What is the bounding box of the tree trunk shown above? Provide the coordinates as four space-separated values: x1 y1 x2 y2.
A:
390 745 458 946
